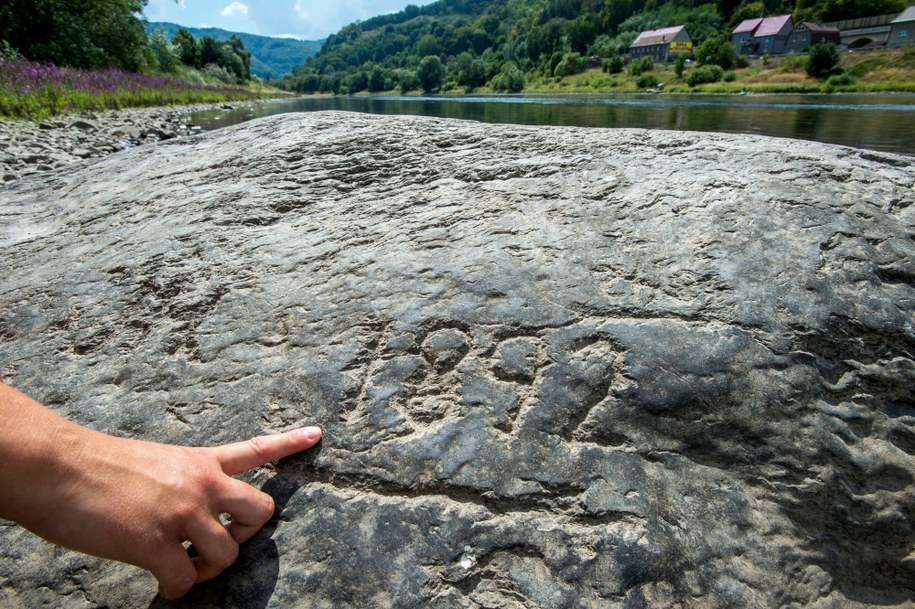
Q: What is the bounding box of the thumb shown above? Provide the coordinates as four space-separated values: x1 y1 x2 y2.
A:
214 427 322 475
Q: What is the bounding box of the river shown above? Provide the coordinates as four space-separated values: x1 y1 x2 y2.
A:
189 93 915 156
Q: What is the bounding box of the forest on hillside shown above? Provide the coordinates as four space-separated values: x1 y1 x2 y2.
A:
279 0 912 94
0 0 256 85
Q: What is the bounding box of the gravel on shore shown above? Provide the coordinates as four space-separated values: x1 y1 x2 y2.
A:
0 100 265 183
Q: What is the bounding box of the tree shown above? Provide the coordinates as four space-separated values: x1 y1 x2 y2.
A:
674 52 687 78
368 65 386 92
567 17 597 55
491 62 525 92
171 28 199 67
0 0 152 71
200 36 223 68
603 55 624 74
397 69 420 93
806 42 839 78
628 56 653 77
418 55 445 92
716 41 737 71
554 52 587 77
696 35 735 70
149 28 179 73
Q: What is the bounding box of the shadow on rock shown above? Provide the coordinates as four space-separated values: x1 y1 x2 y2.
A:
147 468 310 609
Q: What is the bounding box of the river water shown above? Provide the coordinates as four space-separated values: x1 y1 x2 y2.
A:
190 93 915 156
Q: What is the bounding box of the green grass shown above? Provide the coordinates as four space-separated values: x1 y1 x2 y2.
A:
0 57 276 121
517 46 915 95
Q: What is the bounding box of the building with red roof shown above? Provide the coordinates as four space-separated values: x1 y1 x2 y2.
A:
731 14 794 55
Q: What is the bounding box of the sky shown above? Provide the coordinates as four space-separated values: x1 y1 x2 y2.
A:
143 0 438 41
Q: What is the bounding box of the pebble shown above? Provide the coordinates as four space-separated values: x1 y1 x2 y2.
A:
0 101 263 183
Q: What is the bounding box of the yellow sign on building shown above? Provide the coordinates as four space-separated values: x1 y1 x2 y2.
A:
669 41 693 52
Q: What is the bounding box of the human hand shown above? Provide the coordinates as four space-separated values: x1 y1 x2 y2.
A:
3 397 321 599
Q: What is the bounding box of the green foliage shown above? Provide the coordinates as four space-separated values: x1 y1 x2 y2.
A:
171 28 200 68
628 56 654 77
736 54 750 69
566 16 597 55
287 0 909 96
418 55 445 92
796 0 905 23
176 34 252 84
368 65 386 92
723 70 736 82
150 22 321 80
526 19 566 61
0 40 19 59
686 64 724 86
491 62 525 92
397 69 420 93
637 72 660 88
826 72 857 86
780 54 807 72
0 0 151 71
0 56 259 120
806 42 839 79
554 52 587 77
149 28 180 74
696 35 735 70
604 56 625 74
674 53 687 78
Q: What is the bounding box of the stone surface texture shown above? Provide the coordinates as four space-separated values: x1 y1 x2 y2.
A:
0 101 261 182
0 112 913 609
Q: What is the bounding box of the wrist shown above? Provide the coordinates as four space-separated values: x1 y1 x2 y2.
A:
0 383 97 530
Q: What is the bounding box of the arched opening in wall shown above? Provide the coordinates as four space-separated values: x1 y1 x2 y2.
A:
847 37 873 49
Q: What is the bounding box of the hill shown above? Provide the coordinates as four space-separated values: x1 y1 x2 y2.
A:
280 0 910 94
147 22 322 79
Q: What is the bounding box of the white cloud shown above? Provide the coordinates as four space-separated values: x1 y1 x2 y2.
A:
293 3 309 20
220 1 249 18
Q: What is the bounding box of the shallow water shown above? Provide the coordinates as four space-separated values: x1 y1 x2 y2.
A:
189 93 915 156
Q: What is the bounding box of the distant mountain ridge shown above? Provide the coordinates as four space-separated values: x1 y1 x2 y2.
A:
147 22 322 79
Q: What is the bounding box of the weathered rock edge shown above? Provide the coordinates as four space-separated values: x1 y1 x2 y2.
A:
1 112 913 609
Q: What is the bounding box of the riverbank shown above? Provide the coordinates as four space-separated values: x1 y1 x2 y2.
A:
0 100 267 182
460 46 915 95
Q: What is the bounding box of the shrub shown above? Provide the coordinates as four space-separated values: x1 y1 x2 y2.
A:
826 72 857 86
737 54 750 68
637 72 660 88
806 42 839 78
603 55 624 74
724 70 737 82
397 69 419 93
686 64 724 86
554 52 587 77
201 63 235 84
491 62 525 92
628 56 653 77
674 53 687 78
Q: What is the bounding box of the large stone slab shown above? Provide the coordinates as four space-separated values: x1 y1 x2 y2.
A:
0 112 913 608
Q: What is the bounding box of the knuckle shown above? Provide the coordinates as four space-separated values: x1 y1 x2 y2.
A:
246 436 272 461
259 492 276 520
218 543 240 569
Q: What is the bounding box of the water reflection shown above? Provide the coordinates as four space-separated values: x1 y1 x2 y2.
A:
189 93 915 155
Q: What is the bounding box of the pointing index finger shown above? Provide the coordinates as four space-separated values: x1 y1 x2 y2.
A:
215 427 322 475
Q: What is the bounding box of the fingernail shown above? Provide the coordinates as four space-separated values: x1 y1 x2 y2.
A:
301 426 322 442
